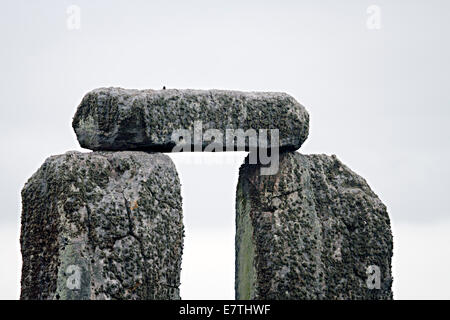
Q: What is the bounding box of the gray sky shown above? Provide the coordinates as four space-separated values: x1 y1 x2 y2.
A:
1 0 449 299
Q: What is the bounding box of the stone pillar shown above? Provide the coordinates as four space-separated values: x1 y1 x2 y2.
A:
20 151 183 300
235 152 393 299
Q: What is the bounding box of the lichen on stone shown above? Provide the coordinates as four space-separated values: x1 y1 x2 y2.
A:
72 87 309 152
20 151 183 300
235 151 393 300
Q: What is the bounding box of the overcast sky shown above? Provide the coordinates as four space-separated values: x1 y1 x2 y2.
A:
1 0 449 299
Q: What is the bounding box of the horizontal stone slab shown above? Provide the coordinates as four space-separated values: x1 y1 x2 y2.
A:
72 88 309 152
235 151 393 299
20 151 183 300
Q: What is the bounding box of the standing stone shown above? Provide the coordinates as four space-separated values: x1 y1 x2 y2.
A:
20 151 183 300
235 152 393 299
72 87 309 152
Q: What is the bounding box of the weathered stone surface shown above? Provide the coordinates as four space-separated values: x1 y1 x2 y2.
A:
20 151 183 300
72 87 309 151
235 152 393 299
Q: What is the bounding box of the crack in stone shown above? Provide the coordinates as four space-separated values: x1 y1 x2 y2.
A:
269 188 302 200
122 191 153 299
85 205 93 243
85 204 95 299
